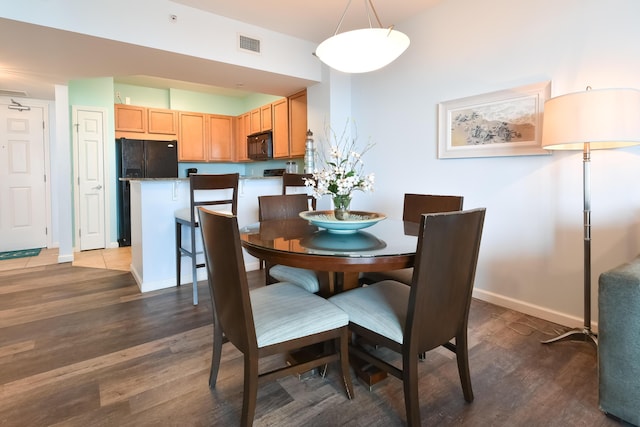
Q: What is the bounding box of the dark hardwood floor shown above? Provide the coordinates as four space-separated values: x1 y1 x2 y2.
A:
0 263 626 426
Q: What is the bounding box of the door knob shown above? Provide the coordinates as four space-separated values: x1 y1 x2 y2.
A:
92 184 103 190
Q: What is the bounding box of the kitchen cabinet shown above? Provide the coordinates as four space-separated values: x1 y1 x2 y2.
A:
235 112 250 162
272 98 289 158
250 108 261 134
208 114 234 161
288 89 307 157
115 104 146 133
148 108 177 135
261 104 272 131
178 112 206 161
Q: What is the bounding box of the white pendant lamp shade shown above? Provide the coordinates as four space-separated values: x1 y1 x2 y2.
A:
316 28 410 73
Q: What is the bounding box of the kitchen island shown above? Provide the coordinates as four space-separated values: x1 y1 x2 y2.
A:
127 176 290 292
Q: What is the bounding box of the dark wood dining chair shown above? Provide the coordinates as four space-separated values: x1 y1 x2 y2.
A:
361 193 464 285
329 208 486 427
258 194 321 292
198 208 354 427
282 172 316 210
175 173 239 305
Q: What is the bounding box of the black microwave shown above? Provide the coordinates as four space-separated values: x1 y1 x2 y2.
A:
247 131 273 160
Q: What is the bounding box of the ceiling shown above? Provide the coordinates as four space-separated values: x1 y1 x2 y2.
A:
0 1 439 100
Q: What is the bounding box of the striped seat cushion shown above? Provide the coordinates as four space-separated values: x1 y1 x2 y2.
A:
328 280 409 344
269 265 320 293
251 282 348 348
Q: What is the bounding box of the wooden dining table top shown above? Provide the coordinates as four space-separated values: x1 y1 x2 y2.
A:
239 216 419 275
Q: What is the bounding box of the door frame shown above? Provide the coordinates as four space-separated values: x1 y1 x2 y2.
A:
72 105 112 251
0 96 52 249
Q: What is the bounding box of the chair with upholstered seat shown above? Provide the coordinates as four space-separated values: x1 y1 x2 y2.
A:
361 193 464 285
175 173 239 305
329 208 485 427
258 194 321 293
198 208 354 427
282 172 316 210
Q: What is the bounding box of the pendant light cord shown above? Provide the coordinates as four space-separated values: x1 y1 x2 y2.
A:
332 0 386 36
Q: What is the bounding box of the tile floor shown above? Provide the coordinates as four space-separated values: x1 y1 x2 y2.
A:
0 247 132 272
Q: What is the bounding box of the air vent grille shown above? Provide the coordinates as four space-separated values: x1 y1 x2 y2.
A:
0 89 28 98
239 35 261 53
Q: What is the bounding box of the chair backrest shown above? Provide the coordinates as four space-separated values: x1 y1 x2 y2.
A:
189 173 239 223
406 208 486 355
402 193 464 223
282 173 316 210
258 193 310 221
198 208 257 354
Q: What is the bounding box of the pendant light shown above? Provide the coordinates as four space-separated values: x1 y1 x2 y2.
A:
315 0 410 73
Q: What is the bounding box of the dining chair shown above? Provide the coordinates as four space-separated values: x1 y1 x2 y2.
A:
282 172 316 210
361 193 464 285
198 208 354 427
329 208 486 427
258 194 321 293
175 173 239 305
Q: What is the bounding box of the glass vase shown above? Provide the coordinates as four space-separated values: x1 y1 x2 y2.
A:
333 195 352 220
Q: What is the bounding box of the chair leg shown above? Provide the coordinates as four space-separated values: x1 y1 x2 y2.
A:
338 328 354 400
175 221 182 287
190 224 198 305
241 356 259 427
209 316 223 388
456 332 474 402
402 352 421 427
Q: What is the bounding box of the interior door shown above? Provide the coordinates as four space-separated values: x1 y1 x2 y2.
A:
0 101 47 252
75 108 106 251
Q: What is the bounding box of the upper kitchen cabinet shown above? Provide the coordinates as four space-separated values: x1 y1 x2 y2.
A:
208 114 234 162
250 108 262 134
272 98 289 158
115 104 146 133
261 104 273 131
234 112 250 162
288 89 308 157
178 112 206 161
148 108 177 135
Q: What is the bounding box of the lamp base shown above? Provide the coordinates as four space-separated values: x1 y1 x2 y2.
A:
541 327 598 347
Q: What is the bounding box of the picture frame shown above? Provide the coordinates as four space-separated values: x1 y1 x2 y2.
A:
437 81 551 159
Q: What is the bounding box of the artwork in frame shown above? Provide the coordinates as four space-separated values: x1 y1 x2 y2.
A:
438 81 551 159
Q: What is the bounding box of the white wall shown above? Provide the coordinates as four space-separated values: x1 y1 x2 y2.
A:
346 0 640 327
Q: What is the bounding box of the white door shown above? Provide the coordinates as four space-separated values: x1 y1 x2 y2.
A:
75 108 106 251
0 102 47 252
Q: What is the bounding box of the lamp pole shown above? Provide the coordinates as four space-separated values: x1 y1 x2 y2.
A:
542 143 597 347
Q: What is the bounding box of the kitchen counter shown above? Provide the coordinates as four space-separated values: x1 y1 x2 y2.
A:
127 177 290 292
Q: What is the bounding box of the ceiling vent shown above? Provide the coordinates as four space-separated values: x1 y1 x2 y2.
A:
238 34 261 54
0 89 28 98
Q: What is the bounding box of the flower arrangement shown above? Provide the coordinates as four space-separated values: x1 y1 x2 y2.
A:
304 121 375 219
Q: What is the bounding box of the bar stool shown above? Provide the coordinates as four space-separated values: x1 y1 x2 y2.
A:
175 173 239 305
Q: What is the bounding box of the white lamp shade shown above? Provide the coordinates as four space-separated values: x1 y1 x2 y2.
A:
542 88 640 150
315 28 410 73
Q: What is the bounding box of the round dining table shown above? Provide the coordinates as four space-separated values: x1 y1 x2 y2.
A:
239 215 419 295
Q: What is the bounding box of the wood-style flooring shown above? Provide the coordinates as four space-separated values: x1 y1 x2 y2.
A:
0 260 626 426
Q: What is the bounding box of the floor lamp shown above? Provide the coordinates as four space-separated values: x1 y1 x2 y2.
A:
541 87 640 347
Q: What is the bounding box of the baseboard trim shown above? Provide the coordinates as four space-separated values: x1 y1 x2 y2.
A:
472 287 598 332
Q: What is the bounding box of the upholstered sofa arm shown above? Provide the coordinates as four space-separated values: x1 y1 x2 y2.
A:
598 256 640 426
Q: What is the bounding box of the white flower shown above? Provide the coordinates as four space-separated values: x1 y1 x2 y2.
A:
304 120 375 200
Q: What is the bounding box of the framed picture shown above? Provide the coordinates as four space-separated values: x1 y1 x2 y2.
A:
437 81 551 159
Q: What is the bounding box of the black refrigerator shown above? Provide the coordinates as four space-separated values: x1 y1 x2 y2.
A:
116 138 178 246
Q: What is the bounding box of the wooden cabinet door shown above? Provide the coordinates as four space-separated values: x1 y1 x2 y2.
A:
115 104 146 132
261 104 272 131
250 108 261 134
235 113 250 162
148 108 177 135
288 90 307 157
272 98 289 158
208 115 233 161
178 112 206 161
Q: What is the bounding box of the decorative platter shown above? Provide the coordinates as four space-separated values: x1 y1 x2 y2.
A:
299 210 387 234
